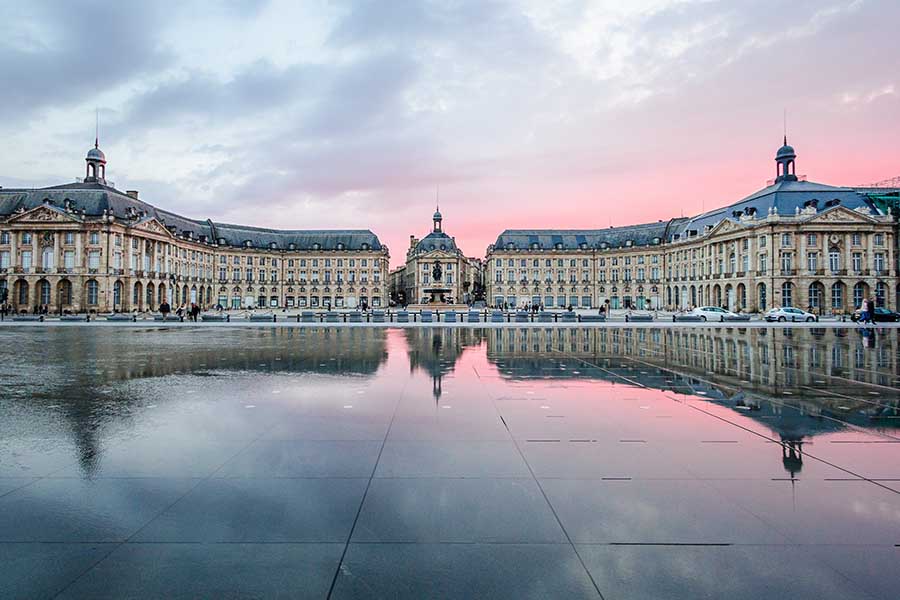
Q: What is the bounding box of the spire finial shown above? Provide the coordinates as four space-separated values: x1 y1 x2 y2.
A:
783 108 787 145
95 108 99 148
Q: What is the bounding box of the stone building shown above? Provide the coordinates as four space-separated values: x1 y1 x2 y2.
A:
0 143 389 313
393 208 478 306
486 140 899 313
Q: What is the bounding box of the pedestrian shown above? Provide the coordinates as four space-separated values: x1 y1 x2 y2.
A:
160 299 171 320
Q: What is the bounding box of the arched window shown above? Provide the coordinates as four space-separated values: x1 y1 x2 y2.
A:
38 280 50 305
87 280 99 305
831 282 844 310
58 280 72 305
114 281 123 306
808 283 822 310
875 281 886 307
781 282 793 307
853 282 866 309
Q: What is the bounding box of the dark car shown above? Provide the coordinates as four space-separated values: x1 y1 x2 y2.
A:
851 307 900 322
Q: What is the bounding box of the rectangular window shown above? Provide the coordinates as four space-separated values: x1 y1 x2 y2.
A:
22 250 32 270
781 233 792 247
0 250 9 268
64 250 75 269
852 233 861 246
88 250 100 270
0 232 8 244
22 232 32 244
852 253 862 272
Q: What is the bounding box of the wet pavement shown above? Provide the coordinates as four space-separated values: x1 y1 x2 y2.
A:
1 326 898 599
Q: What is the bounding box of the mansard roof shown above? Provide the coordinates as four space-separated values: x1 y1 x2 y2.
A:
414 231 458 253
0 182 383 251
667 178 882 240
492 219 685 251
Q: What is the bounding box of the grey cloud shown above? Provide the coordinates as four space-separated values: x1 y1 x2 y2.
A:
0 1 172 121
118 61 316 131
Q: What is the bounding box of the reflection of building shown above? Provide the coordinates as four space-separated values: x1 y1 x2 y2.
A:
0 143 390 313
392 208 479 305
8 327 389 476
486 326 899 477
404 327 484 400
486 141 899 313
486 327 900 423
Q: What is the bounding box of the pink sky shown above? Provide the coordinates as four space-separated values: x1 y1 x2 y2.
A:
1 1 898 268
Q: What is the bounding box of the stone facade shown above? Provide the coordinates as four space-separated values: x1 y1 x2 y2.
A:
486 142 899 314
0 146 389 313
391 209 480 306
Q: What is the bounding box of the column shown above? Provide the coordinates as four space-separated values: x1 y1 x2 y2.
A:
75 232 83 271
9 230 17 271
53 232 60 273
31 233 39 273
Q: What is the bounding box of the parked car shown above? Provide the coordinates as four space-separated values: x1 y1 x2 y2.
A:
688 306 738 321
765 307 817 322
850 307 900 322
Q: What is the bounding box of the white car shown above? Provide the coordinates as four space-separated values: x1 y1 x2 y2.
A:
765 307 817 322
688 306 738 321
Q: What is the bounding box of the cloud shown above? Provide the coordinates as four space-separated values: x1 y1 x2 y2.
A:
0 1 172 121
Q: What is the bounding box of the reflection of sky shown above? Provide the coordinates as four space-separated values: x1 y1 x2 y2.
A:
1 326 898 481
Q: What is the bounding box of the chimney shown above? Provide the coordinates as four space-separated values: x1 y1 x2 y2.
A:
409 235 418 249
126 190 139 199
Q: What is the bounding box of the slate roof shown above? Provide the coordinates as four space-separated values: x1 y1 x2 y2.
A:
492 220 685 251
0 182 383 251
414 231 458 253
668 178 882 241
491 177 890 251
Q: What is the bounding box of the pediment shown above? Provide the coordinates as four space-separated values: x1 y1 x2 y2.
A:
706 218 744 238
7 204 81 224
131 217 175 237
807 205 877 224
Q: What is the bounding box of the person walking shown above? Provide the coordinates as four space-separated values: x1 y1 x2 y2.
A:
861 297 873 326
159 300 171 320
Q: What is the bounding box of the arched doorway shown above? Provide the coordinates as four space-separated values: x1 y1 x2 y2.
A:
807 281 824 314
157 283 166 306
146 282 155 310
757 283 767 311
852 281 868 309
133 282 143 311
37 279 51 307
690 285 697 308
875 281 887 308
712 284 722 307
113 280 123 309
724 284 734 311
14 279 28 309
85 279 99 308
736 283 746 311
58 279 72 309
781 282 794 307
830 281 845 313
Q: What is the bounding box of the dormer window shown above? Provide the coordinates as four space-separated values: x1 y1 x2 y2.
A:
530 242 539 250
579 243 587 250
625 240 633 247
600 242 609 249
313 243 321 250
269 242 277 249
336 243 344 250
507 242 514 250
288 243 296 250
652 237 661 245
555 243 563 250
244 240 252 248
